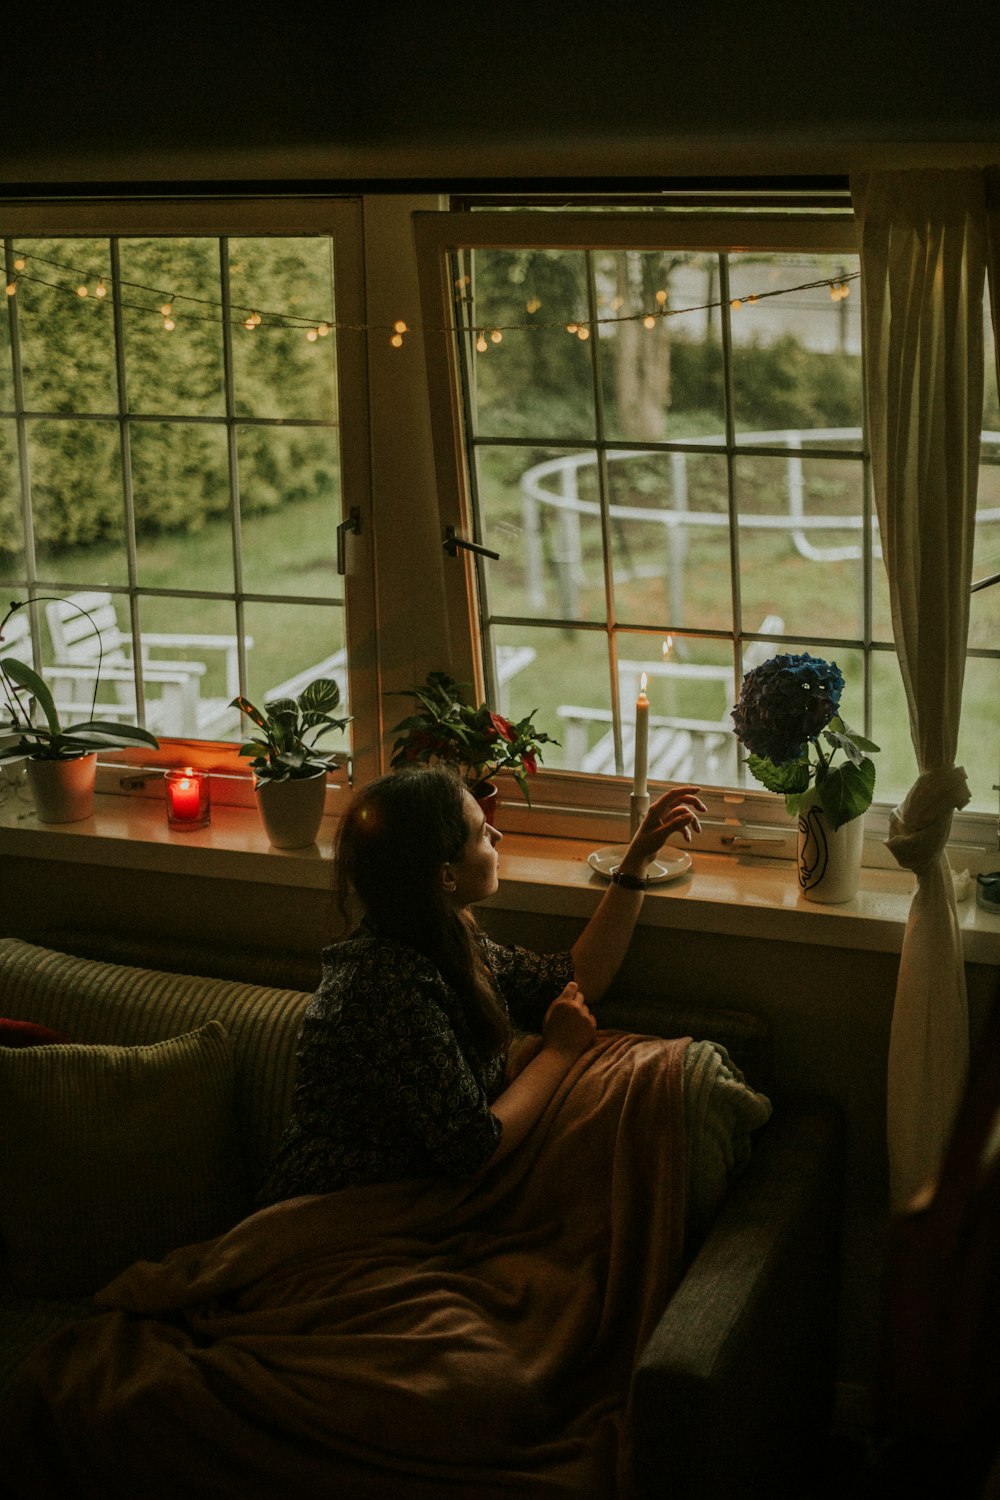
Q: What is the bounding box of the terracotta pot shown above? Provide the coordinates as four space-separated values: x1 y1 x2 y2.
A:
471 779 500 829
255 771 328 850
26 753 97 824
797 806 864 904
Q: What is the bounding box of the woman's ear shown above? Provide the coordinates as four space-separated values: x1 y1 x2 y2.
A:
441 864 457 894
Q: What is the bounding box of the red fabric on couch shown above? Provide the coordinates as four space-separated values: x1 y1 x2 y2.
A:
0 1020 70 1048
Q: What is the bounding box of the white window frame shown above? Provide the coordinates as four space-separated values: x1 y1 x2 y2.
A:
0 196 381 793
414 207 1000 865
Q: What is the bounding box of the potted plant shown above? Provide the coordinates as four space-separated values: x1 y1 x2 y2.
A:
230 678 350 849
731 651 880 903
389 670 557 821
0 609 161 825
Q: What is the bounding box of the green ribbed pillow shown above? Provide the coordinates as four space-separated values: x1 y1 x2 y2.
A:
0 1022 248 1297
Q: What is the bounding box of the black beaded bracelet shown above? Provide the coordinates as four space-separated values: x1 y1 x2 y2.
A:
611 868 649 891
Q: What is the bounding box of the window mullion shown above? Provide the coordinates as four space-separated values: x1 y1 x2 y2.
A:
4 239 40 640
218 238 249 699
585 249 624 776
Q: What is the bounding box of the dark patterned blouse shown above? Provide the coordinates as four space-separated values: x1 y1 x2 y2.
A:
258 920 574 1203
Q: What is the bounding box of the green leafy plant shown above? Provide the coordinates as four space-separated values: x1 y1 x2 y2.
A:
0 601 160 762
230 679 350 784
731 652 879 829
389 670 557 805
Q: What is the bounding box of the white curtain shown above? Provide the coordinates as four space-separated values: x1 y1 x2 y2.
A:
852 170 987 1213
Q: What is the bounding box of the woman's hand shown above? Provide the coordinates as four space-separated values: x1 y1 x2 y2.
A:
542 981 597 1061
621 785 707 876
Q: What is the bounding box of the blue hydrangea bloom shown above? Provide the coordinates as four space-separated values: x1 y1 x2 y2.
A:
731 652 844 765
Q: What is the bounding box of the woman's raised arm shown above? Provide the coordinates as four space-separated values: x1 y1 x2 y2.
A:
570 785 705 1005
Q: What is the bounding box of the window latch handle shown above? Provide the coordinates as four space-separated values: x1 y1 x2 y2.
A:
443 525 500 561
336 507 362 575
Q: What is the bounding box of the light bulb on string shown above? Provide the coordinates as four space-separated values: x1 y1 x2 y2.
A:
163 317 175 331
306 328 319 343
5 281 16 298
526 296 541 314
731 298 743 311
643 315 656 330
94 278 108 300
576 325 590 340
490 328 502 344
76 284 89 298
655 289 667 307
566 322 578 335
317 321 331 337
476 331 488 353
13 256 25 272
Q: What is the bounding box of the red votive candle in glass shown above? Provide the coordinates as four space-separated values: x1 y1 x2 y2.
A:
165 768 211 830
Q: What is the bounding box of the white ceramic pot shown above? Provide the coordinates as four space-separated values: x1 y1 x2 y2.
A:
254 771 328 850
797 806 865 904
26 753 97 824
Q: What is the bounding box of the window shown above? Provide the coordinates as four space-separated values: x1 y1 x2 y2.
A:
1 199 376 784
416 207 1000 844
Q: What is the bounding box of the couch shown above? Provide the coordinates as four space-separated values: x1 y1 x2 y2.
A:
0 932 844 1498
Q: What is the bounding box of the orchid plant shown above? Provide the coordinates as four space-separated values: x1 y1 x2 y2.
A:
389 670 557 805
731 652 879 829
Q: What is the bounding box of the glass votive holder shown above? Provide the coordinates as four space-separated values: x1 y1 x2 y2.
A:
164 767 211 830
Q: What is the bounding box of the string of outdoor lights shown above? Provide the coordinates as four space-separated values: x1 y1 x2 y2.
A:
3 245 858 351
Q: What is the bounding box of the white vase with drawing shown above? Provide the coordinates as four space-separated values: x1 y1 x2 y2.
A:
797 806 865 904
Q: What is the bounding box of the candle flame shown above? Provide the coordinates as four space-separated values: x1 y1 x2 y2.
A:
640 671 648 693
663 636 673 660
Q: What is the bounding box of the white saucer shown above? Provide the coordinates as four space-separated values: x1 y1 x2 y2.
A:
587 845 692 884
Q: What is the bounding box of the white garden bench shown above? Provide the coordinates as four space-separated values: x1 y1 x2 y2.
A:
46 592 251 740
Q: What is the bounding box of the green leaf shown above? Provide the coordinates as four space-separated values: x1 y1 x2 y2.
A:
815 758 876 829
747 752 811 796
2 657 61 737
298 677 340 715
230 695 269 732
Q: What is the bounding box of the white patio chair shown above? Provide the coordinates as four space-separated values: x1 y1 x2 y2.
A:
45 592 251 739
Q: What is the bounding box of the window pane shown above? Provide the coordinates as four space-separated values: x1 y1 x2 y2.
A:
490 622 609 774
971 456 1000 650
479 445 605 623
239 601 350 758
131 422 232 588
735 453 865 639
26 419 126 585
229 237 338 421
959 654 1000 815
729 251 863 441
463 250 595 440
0 266 13 410
866 650 913 807
238 426 341 599
0 420 23 590
597 250 725 443
619 632 738 785
120 238 225 417
608 450 731 631
131 595 246 740
16 238 118 414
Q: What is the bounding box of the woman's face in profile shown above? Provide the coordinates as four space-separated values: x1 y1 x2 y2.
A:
446 792 502 906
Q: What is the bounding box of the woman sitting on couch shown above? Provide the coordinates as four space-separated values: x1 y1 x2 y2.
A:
260 764 705 1204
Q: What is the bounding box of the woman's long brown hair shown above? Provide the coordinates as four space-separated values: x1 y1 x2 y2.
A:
334 766 509 1062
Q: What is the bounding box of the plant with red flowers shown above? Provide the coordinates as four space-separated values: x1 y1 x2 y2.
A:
389 671 557 805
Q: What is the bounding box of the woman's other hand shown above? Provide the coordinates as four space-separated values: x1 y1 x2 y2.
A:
542 981 597 1061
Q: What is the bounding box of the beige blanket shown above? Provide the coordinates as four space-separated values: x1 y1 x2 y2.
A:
7 1031 689 1499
